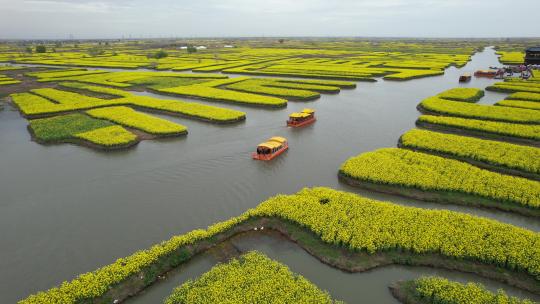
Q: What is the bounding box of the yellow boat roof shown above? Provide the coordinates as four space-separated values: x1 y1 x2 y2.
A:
258 141 282 149
269 136 287 143
289 112 311 118
301 108 315 114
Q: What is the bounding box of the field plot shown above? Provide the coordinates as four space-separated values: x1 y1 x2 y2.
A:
436 87 484 102
19 187 540 304
391 277 535 304
416 115 540 143
496 99 540 110
487 77 540 94
29 113 138 149
165 251 341 304
9 81 246 149
0 74 21 85
418 96 540 124
399 129 540 179
341 82 540 216
26 69 356 107
339 148 540 216
0 40 479 82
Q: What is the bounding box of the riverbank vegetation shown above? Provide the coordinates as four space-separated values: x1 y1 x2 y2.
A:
392 276 535 304
164 251 342 304
29 113 138 148
86 106 187 136
418 96 540 124
399 129 540 178
416 115 540 142
18 187 540 304
436 88 484 102
339 148 540 215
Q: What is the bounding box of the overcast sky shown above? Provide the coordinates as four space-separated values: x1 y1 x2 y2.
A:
1 0 539 39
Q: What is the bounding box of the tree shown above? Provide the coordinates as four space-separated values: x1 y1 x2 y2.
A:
25 47 33 54
88 47 105 56
278 39 285 44
35 45 47 53
154 50 168 59
187 45 197 54
146 50 168 59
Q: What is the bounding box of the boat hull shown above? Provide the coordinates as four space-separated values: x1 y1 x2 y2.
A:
287 117 316 128
459 76 471 82
252 143 289 161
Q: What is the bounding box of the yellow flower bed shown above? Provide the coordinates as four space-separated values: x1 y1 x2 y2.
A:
436 88 484 102
419 96 540 124
159 84 287 107
497 99 540 111
417 115 540 140
12 85 246 122
339 148 540 209
400 129 540 174
18 187 540 304
75 125 137 146
165 251 342 304
86 106 187 135
507 92 540 102
59 82 246 122
383 69 444 80
410 276 534 304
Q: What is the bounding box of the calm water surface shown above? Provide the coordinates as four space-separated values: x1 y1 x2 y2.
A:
0 47 537 303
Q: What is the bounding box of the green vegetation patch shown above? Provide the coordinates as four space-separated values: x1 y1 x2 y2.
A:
437 88 485 102
29 113 114 142
165 251 342 304
29 114 137 147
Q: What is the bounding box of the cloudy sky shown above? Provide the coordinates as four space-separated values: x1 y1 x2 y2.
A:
0 0 538 39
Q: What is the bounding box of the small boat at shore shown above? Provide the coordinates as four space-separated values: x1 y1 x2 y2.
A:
252 136 288 161
474 70 497 78
459 73 471 82
287 108 316 127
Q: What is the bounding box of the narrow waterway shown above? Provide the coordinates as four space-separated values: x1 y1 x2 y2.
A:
127 231 540 303
0 47 536 303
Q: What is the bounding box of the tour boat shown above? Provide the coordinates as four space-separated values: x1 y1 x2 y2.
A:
458 73 471 82
287 108 316 127
252 136 288 161
474 70 497 78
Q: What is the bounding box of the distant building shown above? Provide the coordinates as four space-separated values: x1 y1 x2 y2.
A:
179 46 188 50
196 46 207 50
224 45 234 48
525 47 540 65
